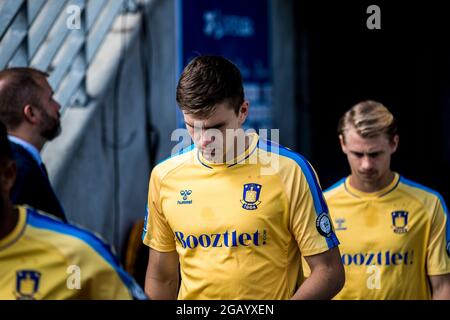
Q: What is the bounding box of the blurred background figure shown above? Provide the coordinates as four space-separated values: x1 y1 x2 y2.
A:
326 101 450 299
1 1 449 289
0 68 66 221
0 120 146 299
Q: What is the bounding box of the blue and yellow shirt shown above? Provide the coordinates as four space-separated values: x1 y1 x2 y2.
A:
325 173 450 299
0 206 146 300
143 133 339 299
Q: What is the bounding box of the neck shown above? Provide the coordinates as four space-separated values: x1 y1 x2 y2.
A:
349 170 395 193
224 132 250 163
0 202 19 241
9 128 44 151
202 131 251 164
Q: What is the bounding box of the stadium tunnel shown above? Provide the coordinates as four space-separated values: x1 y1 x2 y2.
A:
1 0 449 287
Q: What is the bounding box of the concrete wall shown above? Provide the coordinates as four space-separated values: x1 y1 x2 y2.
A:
43 14 151 257
147 0 178 162
271 0 296 150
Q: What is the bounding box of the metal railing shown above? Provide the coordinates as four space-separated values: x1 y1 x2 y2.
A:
0 0 128 113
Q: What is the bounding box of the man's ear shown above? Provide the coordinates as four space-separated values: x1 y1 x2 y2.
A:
391 134 399 153
339 134 347 153
238 101 249 126
23 104 39 125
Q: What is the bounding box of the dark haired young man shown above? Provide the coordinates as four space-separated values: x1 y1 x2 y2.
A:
143 56 344 300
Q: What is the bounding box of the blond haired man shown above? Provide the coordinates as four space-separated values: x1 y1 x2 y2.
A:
326 100 450 299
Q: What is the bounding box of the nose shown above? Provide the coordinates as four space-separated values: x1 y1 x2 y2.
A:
198 129 215 148
360 156 374 171
54 100 62 112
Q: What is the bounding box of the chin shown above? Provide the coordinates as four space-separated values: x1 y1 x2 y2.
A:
358 173 379 181
42 124 62 141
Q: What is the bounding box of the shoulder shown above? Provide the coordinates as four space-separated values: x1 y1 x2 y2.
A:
151 144 196 181
257 138 319 181
257 138 328 211
9 142 36 167
398 176 448 212
323 178 347 199
10 141 30 158
26 207 121 265
25 207 147 299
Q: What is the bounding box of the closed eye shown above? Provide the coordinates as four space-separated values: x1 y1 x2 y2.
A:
368 152 382 158
350 151 383 158
351 152 364 158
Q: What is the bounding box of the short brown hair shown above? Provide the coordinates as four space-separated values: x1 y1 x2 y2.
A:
338 100 398 141
176 56 244 118
0 67 49 130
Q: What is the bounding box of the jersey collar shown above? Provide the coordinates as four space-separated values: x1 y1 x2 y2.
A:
344 173 400 199
197 132 259 169
0 206 27 251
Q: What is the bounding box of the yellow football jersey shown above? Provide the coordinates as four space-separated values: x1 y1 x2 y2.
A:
0 206 146 300
142 133 339 300
325 173 450 299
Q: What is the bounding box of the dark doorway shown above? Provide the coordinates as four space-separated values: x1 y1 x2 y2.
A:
293 1 450 202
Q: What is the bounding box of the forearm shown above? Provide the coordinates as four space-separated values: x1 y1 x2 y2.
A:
431 281 450 300
430 274 450 300
432 289 450 300
291 267 343 300
145 275 179 300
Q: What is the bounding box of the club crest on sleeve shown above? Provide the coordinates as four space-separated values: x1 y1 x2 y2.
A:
392 211 408 234
241 183 262 210
316 213 332 237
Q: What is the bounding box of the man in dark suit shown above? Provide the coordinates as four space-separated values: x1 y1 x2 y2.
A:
0 68 66 222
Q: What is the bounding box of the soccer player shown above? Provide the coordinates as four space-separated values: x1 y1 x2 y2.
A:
326 100 450 299
0 121 146 300
142 55 344 300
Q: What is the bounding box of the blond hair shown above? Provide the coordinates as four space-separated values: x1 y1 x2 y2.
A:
338 100 397 141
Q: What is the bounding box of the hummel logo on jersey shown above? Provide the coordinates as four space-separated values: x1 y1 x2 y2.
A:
178 190 192 205
335 218 347 231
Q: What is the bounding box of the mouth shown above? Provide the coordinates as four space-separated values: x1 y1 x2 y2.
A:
200 146 216 154
359 171 377 178
201 145 223 152
201 146 214 152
